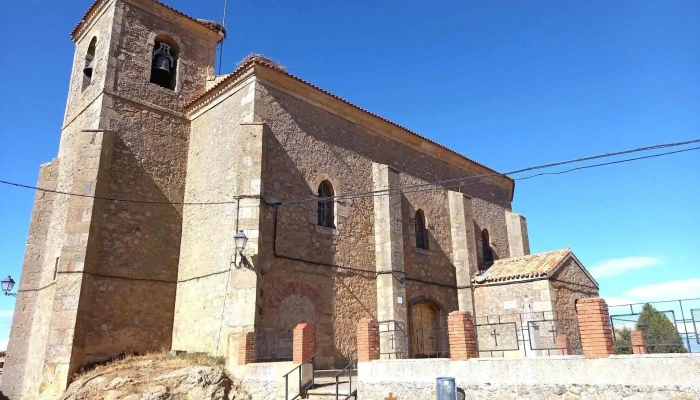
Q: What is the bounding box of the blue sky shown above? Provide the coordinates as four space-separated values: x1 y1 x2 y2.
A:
0 0 699 349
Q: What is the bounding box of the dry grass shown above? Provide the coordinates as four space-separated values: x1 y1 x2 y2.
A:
71 350 225 383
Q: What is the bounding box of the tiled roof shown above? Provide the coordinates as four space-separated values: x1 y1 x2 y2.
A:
476 249 572 284
186 58 514 186
71 0 225 40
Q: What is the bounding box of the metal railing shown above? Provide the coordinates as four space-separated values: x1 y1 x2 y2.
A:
378 320 450 359
333 358 357 400
411 325 450 358
609 298 700 354
378 320 409 359
282 353 316 400
474 311 581 356
256 329 293 362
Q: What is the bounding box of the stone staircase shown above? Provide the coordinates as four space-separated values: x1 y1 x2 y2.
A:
305 369 358 399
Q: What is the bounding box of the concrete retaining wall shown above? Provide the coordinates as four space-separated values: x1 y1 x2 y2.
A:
358 354 700 399
227 361 306 399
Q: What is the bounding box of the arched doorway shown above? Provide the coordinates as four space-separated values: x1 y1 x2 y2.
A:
409 299 448 358
260 283 325 362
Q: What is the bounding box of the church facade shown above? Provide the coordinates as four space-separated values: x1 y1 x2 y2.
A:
2 0 598 398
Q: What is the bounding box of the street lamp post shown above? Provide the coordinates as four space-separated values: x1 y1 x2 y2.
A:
2 276 17 297
233 231 253 270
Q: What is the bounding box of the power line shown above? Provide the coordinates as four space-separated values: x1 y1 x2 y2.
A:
516 146 700 181
280 138 700 205
0 139 698 206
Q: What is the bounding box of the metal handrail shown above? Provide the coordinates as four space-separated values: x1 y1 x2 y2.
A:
282 354 316 400
333 358 357 400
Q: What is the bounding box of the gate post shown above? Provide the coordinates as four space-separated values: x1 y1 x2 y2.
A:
447 311 478 360
631 330 647 354
357 318 380 362
236 332 256 365
293 323 315 363
556 334 569 356
576 298 615 359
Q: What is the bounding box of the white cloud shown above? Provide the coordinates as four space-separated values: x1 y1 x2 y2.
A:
0 339 7 351
0 310 14 318
623 278 700 302
589 256 661 279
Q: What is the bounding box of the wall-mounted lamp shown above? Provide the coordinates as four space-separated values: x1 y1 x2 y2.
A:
2 276 17 297
233 231 253 270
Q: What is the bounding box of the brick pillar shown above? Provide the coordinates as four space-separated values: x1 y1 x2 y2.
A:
357 318 380 362
556 334 569 356
293 323 315 363
576 298 615 359
447 311 478 360
631 330 647 355
237 332 256 365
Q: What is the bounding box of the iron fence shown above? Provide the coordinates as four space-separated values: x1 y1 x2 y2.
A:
378 320 409 359
609 298 700 354
527 318 582 355
474 311 580 357
377 320 449 359
410 323 450 358
256 328 293 362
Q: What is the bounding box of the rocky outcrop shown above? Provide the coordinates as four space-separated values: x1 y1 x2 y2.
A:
60 354 251 400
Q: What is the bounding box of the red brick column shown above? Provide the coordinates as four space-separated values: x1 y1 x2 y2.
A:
576 298 615 359
357 318 380 362
293 323 315 363
237 332 256 365
556 334 569 356
631 330 647 354
447 311 478 360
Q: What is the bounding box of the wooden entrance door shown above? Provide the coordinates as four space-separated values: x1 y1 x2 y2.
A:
411 302 438 357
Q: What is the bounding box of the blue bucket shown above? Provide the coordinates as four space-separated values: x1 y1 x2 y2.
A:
436 377 457 400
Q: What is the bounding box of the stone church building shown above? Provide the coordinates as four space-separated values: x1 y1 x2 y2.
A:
2 0 598 398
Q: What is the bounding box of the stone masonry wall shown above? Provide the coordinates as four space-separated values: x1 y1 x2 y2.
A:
172 77 261 356
550 258 599 323
10 93 107 399
4 4 223 398
474 279 554 318
63 0 115 127
472 197 511 265
108 0 220 110
254 80 514 366
1 160 60 399
473 279 554 357
76 0 222 366
358 355 700 400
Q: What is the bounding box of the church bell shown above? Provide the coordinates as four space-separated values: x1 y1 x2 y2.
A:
83 59 94 78
150 42 175 87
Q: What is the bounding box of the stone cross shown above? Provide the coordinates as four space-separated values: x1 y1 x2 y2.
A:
491 328 500 347
385 393 397 400
548 324 557 344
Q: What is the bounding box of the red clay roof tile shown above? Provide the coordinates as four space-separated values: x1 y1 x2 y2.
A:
477 249 572 284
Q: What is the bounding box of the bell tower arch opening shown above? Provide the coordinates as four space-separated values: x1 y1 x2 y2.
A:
150 36 179 90
82 36 97 91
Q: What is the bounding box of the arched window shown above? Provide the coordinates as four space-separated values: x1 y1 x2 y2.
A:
82 37 97 90
150 36 179 90
481 228 493 263
317 181 334 228
415 210 428 250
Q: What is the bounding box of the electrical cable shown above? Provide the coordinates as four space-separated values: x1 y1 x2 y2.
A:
0 139 697 206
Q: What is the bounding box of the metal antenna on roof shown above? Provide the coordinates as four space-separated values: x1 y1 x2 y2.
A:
217 0 228 75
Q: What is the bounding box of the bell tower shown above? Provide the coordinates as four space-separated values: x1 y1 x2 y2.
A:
1 1 224 399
